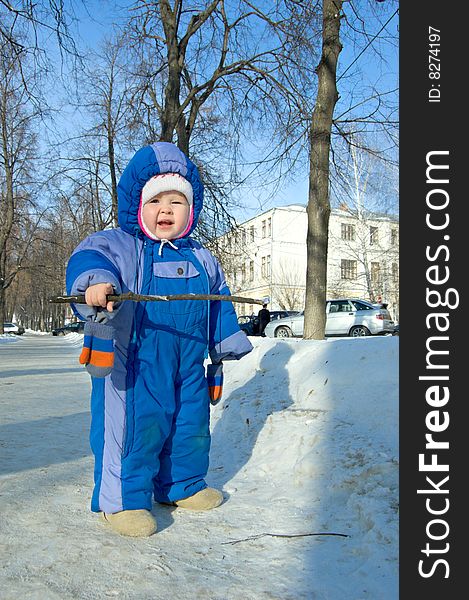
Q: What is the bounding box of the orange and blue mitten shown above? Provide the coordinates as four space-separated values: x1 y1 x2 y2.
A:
207 362 224 405
79 321 114 377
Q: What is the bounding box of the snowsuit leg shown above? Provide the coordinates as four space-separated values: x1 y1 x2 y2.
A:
118 322 180 512
153 324 211 503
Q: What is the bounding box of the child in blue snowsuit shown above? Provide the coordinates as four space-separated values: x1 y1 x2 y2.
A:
66 142 253 537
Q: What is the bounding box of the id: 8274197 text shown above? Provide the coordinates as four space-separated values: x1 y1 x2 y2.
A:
428 26 441 103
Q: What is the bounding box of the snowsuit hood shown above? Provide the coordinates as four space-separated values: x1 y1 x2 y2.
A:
117 142 203 239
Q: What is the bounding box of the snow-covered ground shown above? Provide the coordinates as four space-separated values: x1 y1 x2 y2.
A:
0 331 398 599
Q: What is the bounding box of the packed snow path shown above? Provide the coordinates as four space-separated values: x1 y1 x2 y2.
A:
0 332 398 599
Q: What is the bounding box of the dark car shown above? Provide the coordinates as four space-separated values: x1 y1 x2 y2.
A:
237 314 260 336
238 310 300 336
52 321 85 336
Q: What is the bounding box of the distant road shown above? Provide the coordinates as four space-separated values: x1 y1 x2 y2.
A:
0 333 91 476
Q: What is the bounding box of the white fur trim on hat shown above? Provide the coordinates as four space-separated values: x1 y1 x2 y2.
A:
141 173 193 206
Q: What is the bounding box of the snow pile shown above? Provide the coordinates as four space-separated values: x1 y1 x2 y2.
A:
0 334 20 344
0 333 398 599
210 336 398 598
61 332 85 347
25 329 51 336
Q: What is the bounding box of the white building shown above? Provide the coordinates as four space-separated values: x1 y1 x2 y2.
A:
215 204 399 321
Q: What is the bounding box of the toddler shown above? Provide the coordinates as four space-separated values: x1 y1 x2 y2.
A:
66 141 253 537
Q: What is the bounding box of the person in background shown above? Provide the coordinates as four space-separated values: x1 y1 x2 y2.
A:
257 303 271 337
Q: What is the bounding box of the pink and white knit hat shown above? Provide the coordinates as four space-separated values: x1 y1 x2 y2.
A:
141 173 193 206
139 173 194 240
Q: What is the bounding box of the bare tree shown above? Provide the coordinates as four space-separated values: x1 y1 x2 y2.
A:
68 36 141 226
332 1 399 164
0 0 80 110
127 1 290 153
0 39 43 330
303 0 343 340
0 2 84 329
9 205 85 330
51 137 117 232
119 1 319 236
0 1 77 55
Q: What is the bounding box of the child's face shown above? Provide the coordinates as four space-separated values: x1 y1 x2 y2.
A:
142 190 190 239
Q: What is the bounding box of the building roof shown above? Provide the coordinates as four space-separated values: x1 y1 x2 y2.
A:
226 203 399 234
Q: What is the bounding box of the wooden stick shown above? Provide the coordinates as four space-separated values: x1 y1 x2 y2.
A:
221 531 350 545
49 292 264 305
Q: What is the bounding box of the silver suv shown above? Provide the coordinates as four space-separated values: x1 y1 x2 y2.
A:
264 298 395 338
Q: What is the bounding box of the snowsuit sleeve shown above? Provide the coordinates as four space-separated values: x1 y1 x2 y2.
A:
203 252 253 363
65 231 124 321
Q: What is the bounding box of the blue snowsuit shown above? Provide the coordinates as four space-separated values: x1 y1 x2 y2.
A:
66 142 253 514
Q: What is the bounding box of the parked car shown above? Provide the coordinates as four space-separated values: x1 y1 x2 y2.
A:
52 321 85 336
3 322 25 335
238 310 301 336
264 298 395 338
238 314 259 336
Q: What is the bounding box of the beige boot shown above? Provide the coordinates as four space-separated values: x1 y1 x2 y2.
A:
174 487 223 510
101 509 157 537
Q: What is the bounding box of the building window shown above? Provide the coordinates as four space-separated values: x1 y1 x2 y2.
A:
241 264 246 283
392 262 399 284
262 220 266 238
341 223 355 241
391 229 398 246
242 229 247 245
261 255 271 278
250 225 255 242
341 259 357 280
249 260 254 281
267 217 271 237
370 226 379 245
371 262 381 285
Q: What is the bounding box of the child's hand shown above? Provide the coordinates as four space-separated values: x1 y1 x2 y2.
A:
85 283 115 312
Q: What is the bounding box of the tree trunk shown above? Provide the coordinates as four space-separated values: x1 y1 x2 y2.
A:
0 284 5 332
303 0 343 340
107 114 118 227
159 1 183 147
0 104 15 333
